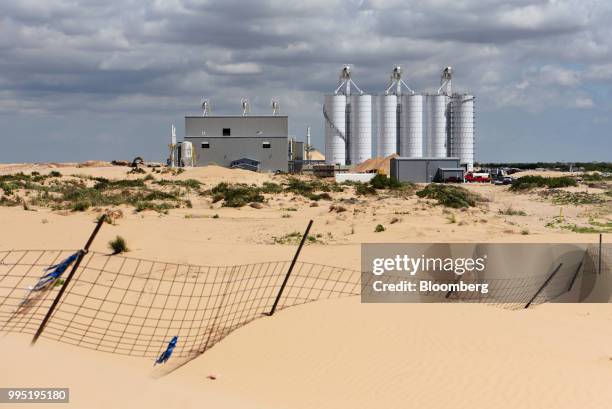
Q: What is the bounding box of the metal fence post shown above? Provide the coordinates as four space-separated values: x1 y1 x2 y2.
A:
599 234 603 275
524 263 563 309
267 220 313 316
31 214 107 345
566 260 583 292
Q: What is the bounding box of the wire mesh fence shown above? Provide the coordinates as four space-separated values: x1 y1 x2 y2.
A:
0 250 360 359
0 243 609 360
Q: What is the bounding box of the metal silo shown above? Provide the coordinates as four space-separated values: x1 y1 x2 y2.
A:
400 94 424 157
379 94 398 157
450 93 475 171
350 94 372 165
425 94 449 158
324 94 347 165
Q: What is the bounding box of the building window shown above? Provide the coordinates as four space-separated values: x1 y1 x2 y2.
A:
201 142 209 149
222 128 231 136
262 141 271 149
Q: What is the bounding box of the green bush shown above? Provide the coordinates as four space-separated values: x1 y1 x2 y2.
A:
416 184 483 208
510 176 577 191
284 178 316 195
355 183 377 196
211 183 264 207
370 174 403 189
308 192 332 201
260 182 283 194
109 236 129 254
375 224 385 232
71 200 91 212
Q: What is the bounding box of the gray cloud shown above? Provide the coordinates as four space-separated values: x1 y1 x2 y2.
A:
0 0 611 162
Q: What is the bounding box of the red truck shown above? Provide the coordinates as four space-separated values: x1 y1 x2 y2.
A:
465 172 490 183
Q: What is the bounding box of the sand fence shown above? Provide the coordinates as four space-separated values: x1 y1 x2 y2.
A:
0 241 609 362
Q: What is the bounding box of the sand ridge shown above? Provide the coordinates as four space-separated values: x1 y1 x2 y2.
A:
0 164 610 408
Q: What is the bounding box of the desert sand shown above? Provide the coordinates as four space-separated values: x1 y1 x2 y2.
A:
0 163 610 408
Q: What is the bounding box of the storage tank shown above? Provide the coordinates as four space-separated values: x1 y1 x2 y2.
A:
350 94 372 165
450 94 475 171
425 94 448 158
324 94 347 165
379 94 398 157
181 141 194 167
400 94 424 157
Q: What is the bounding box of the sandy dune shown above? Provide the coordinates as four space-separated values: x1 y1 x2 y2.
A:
3 299 612 409
0 164 610 408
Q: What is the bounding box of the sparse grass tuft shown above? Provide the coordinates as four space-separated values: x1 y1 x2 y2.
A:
273 231 320 245
540 190 609 205
109 236 129 254
498 206 527 216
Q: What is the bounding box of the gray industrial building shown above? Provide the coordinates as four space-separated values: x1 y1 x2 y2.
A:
390 157 464 183
184 115 289 172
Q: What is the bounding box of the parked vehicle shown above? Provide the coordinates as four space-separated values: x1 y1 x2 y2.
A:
465 172 490 183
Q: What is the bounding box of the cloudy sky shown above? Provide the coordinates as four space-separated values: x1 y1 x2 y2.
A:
1 0 611 163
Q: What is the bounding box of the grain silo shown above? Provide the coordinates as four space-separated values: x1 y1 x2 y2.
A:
324 65 371 166
377 66 420 158
324 94 347 165
350 94 372 165
425 94 449 158
401 94 424 157
379 94 398 157
450 93 475 171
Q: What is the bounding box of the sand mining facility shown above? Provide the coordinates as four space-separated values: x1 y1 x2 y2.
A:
169 65 476 183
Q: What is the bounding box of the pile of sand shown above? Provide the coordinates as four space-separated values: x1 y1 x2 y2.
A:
308 149 325 161
354 154 398 174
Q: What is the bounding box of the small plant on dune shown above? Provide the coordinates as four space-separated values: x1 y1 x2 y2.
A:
416 184 484 208
71 200 91 212
355 183 377 196
210 183 264 207
498 206 527 216
369 174 403 190
273 231 320 245
109 236 129 254
521 229 530 235
375 224 385 233
308 192 332 201
49 171 62 177
260 182 283 194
